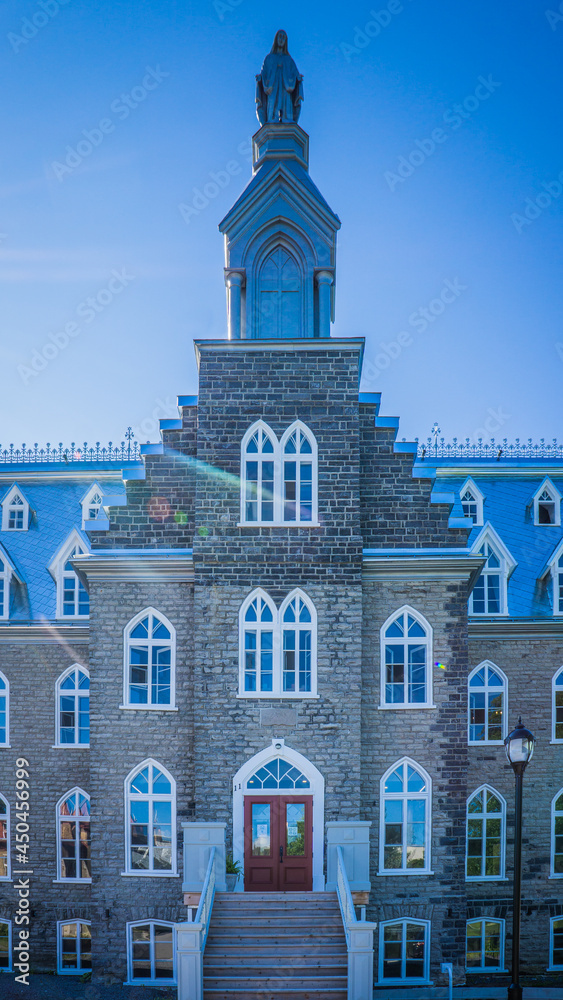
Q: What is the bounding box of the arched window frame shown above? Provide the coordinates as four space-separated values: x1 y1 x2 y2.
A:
0 916 12 971
240 420 319 527
551 788 563 878
532 478 562 526
81 483 104 527
465 784 506 881
1 484 29 532
0 672 9 747
48 529 90 619
123 759 177 877
460 477 484 526
0 795 10 881
280 421 318 525
553 667 563 743
56 919 91 975
465 917 506 972
469 525 516 617
549 915 563 970
54 665 90 748
254 240 304 340
238 588 318 699
126 919 176 985
468 661 508 745
379 606 433 709
122 608 176 711
377 917 431 984
238 588 277 696
56 788 91 883
379 757 432 876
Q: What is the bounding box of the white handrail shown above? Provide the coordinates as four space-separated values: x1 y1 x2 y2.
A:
335 845 356 944
176 846 218 1000
195 846 217 948
335 845 377 1000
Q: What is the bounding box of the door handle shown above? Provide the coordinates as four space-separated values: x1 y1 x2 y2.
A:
279 845 283 863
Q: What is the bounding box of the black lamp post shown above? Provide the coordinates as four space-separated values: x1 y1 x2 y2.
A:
504 717 536 1000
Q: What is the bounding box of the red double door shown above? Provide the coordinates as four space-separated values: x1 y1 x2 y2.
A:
244 795 313 892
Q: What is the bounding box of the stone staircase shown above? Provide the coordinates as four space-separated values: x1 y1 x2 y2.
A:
203 891 348 1000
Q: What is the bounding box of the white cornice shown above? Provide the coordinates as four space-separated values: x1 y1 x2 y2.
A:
362 551 484 585
469 618 563 640
0 624 90 644
73 551 194 583
0 469 134 483
432 465 563 478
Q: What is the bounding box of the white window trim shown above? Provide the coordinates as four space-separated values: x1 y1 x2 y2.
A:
378 757 432 876
532 477 562 527
0 795 10 882
379 605 433 709
0 558 12 622
238 587 318 698
541 539 563 617
239 419 319 527
551 788 563 878
125 919 176 986
0 916 12 972
465 917 506 972
468 660 508 746
56 919 91 975
54 664 90 748
460 477 484 526
122 607 176 710
465 784 507 881
1 484 30 532
56 787 91 883
81 483 104 528
548 914 563 970
553 667 563 743
469 524 516 617
48 528 90 620
123 758 177 877
377 917 431 985
0 671 9 748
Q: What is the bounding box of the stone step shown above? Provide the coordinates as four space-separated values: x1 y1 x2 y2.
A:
215 893 332 901
204 991 347 1000
211 916 343 927
207 932 346 946
204 955 347 969
204 976 348 990
205 965 347 977
204 944 348 958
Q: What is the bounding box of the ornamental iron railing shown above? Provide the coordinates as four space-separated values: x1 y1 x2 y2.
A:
0 430 140 464
416 437 563 461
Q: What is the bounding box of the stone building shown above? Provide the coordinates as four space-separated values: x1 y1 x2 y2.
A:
0 36 562 998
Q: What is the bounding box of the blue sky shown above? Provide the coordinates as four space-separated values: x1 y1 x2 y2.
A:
2 0 562 450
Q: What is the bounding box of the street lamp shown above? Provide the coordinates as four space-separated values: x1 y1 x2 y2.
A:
504 717 536 1000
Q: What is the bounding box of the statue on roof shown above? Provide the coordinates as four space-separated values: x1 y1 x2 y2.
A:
256 30 303 126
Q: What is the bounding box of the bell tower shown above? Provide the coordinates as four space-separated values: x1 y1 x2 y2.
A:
218 33 341 340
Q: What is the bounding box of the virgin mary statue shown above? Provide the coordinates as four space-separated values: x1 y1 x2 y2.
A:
256 30 304 125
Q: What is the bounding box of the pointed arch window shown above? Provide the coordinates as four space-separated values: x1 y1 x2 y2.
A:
57 920 91 974
281 423 316 523
466 918 505 971
469 527 515 616
81 484 103 526
378 919 430 983
49 532 90 619
551 789 563 877
0 672 9 747
55 665 89 747
123 609 176 709
242 423 276 523
379 759 432 874
460 479 484 525
466 786 506 880
553 668 563 742
0 918 11 971
57 789 91 881
1 486 29 532
0 558 8 620
258 246 301 339
380 607 432 708
556 555 563 616
468 662 507 744
533 479 561 526
239 589 317 698
0 795 10 880
247 758 311 790
127 920 175 984
125 760 176 875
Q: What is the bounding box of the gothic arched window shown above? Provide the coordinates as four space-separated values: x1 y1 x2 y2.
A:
258 247 301 339
468 661 507 744
240 590 275 694
379 759 432 874
241 422 276 524
281 422 316 523
123 609 175 708
466 785 506 880
55 665 90 747
57 789 91 881
380 607 432 707
125 760 176 875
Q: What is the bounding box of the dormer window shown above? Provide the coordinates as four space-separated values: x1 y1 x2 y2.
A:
48 530 90 620
1 485 30 532
81 484 104 527
459 478 484 526
533 479 561 526
469 525 516 617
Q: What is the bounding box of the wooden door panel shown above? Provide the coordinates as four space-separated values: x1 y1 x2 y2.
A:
244 795 313 892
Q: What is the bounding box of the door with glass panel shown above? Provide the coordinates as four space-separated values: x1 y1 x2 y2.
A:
244 796 312 891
